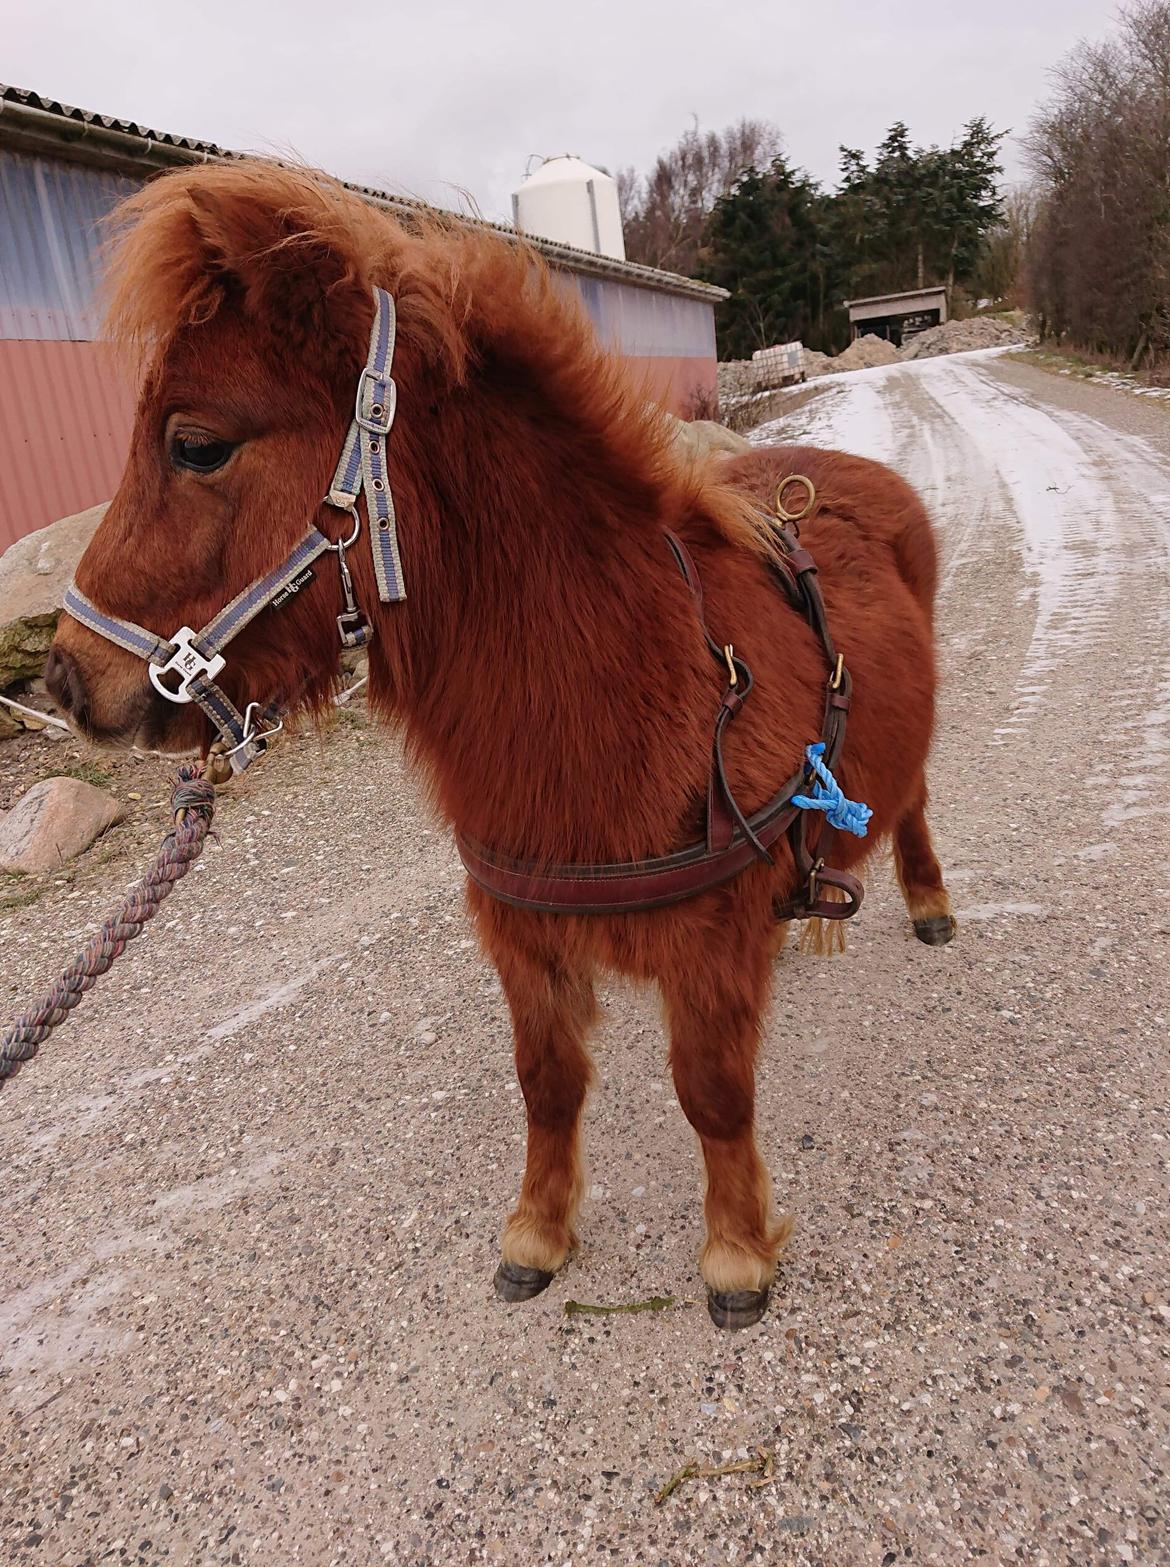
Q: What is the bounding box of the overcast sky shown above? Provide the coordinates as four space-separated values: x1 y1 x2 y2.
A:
5 0 1124 223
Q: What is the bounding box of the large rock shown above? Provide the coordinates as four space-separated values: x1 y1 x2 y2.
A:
0 503 109 689
0 776 124 875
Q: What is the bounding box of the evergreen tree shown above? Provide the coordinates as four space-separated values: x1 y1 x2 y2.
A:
619 115 1007 358
700 157 837 357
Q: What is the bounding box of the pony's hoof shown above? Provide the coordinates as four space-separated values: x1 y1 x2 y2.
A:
494 1260 555 1303
914 914 956 946
707 1286 770 1330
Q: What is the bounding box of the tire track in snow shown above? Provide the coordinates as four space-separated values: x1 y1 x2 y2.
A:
751 349 1170 840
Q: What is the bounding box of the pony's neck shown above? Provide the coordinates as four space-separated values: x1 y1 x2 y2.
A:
370 352 713 862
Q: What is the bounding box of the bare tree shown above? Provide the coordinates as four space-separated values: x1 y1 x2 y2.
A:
975 184 1039 305
621 118 784 275
1025 1 1170 373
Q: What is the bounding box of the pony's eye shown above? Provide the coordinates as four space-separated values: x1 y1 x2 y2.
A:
171 434 236 474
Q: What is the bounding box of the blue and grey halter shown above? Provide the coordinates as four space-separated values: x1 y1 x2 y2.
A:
63 288 404 775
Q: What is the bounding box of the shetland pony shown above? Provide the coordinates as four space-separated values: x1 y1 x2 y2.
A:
47 164 954 1328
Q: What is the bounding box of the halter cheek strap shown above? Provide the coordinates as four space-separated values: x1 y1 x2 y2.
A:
328 287 405 604
61 286 406 775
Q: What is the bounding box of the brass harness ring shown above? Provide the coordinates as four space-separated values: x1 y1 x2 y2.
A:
775 474 817 525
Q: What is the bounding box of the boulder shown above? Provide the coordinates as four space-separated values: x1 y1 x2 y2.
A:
0 775 124 875
0 503 108 689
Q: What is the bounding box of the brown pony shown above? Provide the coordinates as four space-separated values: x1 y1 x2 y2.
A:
47 163 954 1328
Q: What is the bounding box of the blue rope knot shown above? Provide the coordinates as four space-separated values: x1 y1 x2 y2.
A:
792 743 872 838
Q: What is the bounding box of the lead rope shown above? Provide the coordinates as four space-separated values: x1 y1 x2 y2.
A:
0 766 216 1086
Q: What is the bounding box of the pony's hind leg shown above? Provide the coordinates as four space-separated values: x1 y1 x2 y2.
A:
894 782 956 945
660 948 792 1329
492 944 596 1303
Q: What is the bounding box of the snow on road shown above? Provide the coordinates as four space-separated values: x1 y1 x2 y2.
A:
754 350 1170 826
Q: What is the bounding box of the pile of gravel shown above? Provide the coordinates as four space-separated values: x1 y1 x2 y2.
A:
901 316 1031 360
803 348 836 377
716 360 756 400
831 334 902 371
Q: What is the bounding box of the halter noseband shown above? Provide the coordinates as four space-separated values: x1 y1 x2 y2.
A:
62 288 404 775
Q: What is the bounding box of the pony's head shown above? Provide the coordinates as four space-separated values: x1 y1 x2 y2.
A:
46 162 473 753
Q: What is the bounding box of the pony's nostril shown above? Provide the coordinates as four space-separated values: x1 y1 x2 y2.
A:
45 646 87 724
44 646 73 711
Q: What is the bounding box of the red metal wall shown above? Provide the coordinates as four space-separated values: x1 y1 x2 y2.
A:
0 339 714 553
0 340 135 553
621 354 718 417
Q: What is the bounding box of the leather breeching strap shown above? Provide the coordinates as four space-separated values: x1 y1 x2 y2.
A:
457 510 865 922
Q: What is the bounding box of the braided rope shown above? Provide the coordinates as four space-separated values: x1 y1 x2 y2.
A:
0 766 216 1086
791 742 873 839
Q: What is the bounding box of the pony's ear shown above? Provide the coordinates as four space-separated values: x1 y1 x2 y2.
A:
185 177 369 351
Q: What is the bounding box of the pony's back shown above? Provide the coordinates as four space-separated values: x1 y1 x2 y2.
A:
717 444 940 620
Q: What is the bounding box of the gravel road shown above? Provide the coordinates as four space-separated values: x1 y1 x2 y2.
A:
2 351 1168 1565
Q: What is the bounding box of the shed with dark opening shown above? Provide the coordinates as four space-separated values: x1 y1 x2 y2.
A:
843 287 948 348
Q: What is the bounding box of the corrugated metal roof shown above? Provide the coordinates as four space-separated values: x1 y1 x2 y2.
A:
0 83 727 303
0 84 229 157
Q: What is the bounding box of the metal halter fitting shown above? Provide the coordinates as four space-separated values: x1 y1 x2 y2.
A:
62 288 404 775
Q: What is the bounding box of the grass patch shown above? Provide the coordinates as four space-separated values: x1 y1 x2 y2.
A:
51 761 115 790
1008 348 1099 379
0 874 46 910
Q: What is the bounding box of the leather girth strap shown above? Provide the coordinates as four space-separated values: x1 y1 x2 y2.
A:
456 518 865 921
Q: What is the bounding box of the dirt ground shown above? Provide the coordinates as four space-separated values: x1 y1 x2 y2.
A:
2 352 1168 1565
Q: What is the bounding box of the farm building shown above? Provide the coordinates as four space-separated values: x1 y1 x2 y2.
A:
0 85 725 553
843 286 948 347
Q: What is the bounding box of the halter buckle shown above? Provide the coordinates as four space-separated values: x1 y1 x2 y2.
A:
223 702 283 759
334 531 374 649
148 628 226 705
355 369 397 435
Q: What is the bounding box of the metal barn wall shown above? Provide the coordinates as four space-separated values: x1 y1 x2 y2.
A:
0 148 138 549
566 274 718 415
0 149 135 340
0 341 135 554
0 142 721 550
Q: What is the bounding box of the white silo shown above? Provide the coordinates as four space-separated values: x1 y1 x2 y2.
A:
512 156 626 261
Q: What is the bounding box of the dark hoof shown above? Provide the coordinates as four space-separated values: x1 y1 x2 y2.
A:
494 1260 555 1303
707 1286 770 1330
914 914 957 947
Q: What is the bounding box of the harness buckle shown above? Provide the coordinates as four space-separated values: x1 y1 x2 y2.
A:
223 701 283 759
334 533 374 650
148 628 226 705
355 369 397 436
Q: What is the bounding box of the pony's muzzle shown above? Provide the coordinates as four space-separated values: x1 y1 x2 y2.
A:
47 618 179 749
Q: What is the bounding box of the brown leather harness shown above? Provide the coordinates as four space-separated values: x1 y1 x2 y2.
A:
457 483 865 922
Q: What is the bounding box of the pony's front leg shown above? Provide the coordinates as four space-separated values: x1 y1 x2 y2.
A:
491 943 597 1303
661 950 792 1329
